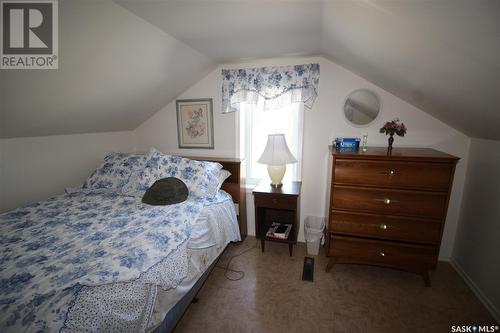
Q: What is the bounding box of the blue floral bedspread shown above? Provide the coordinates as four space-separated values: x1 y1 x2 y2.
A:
0 189 204 332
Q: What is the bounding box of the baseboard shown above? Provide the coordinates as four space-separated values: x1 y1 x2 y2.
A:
450 258 500 324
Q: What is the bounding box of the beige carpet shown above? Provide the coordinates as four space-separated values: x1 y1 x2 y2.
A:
174 237 496 333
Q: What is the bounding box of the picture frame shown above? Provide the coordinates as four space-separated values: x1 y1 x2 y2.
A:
176 98 214 149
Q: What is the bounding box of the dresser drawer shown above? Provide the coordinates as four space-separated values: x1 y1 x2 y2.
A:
334 159 453 190
254 193 297 210
329 235 437 268
330 210 442 244
332 185 447 219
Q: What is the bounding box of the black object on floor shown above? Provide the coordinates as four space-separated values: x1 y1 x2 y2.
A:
302 257 314 282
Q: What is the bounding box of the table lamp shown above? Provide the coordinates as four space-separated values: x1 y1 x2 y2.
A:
257 134 297 187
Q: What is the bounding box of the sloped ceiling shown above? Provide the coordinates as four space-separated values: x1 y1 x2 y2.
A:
116 0 500 140
0 0 216 138
2 0 499 139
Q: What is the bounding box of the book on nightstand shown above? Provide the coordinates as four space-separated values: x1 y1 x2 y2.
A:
266 222 292 240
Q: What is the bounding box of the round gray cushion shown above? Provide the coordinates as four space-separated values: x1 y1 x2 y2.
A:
142 177 188 206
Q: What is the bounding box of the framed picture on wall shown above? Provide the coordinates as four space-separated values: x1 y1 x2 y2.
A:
176 98 214 149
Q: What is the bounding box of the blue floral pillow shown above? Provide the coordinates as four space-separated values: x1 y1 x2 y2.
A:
124 149 223 199
83 152 147 191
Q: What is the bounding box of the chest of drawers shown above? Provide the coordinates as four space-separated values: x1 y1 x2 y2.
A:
325 147 459 286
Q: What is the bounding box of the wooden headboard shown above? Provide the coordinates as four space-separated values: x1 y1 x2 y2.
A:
180 156 247 241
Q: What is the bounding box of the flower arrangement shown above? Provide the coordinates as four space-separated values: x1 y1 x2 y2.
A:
379 118 407 151
379 118 407 137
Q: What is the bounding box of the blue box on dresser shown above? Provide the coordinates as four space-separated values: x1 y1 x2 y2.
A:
334 137 360 149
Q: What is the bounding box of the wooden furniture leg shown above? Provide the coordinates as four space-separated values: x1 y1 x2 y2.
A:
422 270 431 287
326 258 335 272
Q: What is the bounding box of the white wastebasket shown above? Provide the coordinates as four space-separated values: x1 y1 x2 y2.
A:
304 216 325 256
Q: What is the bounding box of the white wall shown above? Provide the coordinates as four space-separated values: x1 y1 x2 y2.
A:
451 138 500 322
0 141 5 210
0 131 134 213
133 69 238 157
134 56 471 259
0 0 215 139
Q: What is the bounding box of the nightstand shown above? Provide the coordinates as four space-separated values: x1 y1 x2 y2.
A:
253 181 301 256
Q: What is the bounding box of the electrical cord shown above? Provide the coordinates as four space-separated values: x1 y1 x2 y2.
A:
215 240 259 281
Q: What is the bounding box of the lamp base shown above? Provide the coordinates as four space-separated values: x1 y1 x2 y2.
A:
267 165 286 187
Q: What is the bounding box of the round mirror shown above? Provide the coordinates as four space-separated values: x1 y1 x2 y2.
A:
343 89 381 126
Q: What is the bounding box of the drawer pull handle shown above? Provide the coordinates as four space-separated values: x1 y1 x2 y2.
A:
379 251 385 257
375 197 397 204
272 199 278 204
380 170 397 176
379 224 388 230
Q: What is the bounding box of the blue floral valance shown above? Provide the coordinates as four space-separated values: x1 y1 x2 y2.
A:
221 63 320 113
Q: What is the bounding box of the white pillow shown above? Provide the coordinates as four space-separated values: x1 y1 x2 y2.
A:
83 152 147 191
124 148 223 199
217 169 232 192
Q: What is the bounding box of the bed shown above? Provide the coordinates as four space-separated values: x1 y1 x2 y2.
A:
0 149 244 333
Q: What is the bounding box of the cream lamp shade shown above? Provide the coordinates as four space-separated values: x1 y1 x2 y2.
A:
257 134 297 187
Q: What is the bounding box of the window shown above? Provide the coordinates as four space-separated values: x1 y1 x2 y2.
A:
240 102 303 185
